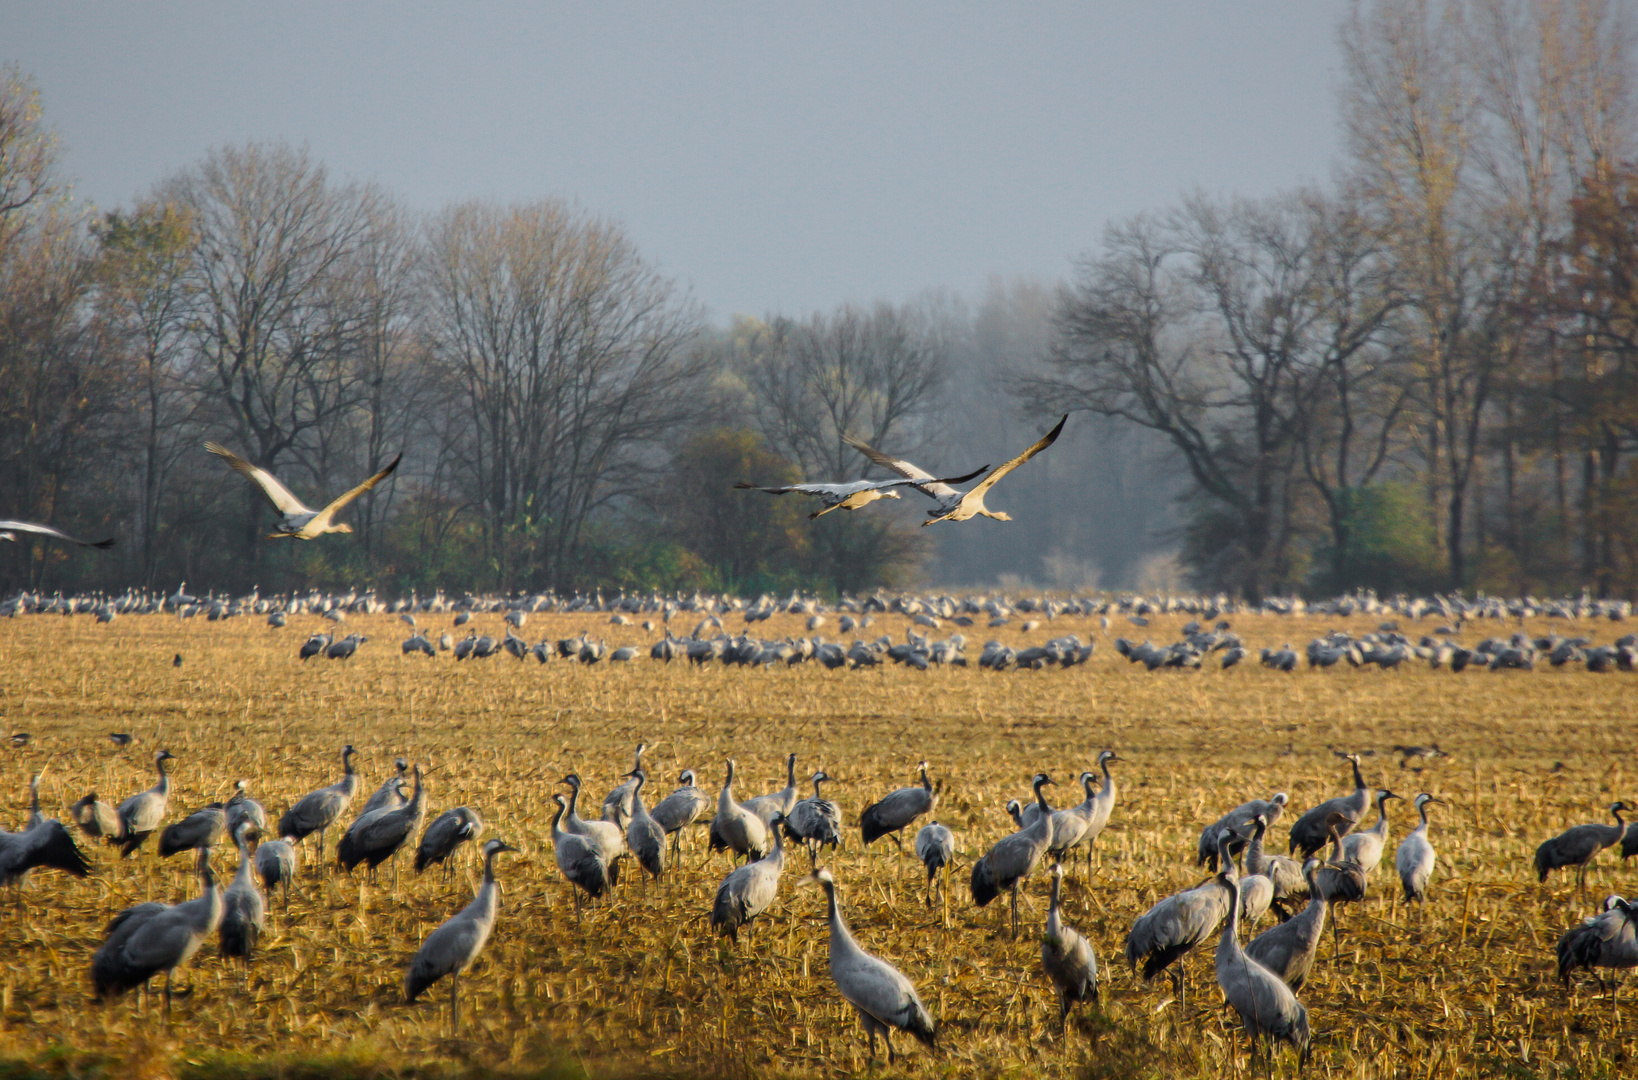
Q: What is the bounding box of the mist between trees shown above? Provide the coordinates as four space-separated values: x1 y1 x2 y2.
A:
2 1 1637 601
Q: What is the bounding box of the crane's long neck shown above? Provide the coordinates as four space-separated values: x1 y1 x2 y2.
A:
565 782 583 821
1033 779 1051 813
919 765 931 793
1047 874 1064 936
812 776 825 799
482 848 500 888
1417 802 1431 830
1101 758 1115 794
407 769 425 812
785 756 796 788
551 801 567 841
1219 874 1241 947
233 836 254 884
823 881 858 957
1350 757 1365 792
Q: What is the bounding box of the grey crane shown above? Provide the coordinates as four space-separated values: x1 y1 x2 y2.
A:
845 414 1065 526
1047 771 1097 865
783 770 843 864
623 770 666 882
338 763 426 882
1124 828 1236 1003
742 752 800 824
299 633 330 660
915 821 954 919
277 744 360 866
225 780 267 841
115 749 175 857
1246 859 1328 991
733 466 987 519
71 791 121 842
1 772 92 888
971 773 1056 937
0 517 114 548
1241 813 1307 904
708 759 769 862
1198 792 1289 869
561 773 626 878
1040 863 1097 1036
405 838 518 1031
159 802 226 857
1312 812 1367 949
204 442 401 540
1288 751 1370 857
1556 895 1638 988
360 757 410 816
805 867 936 1064
600 742 648 824
649 769 712 857
1536 802 1630 900
859 761 935 850
710 814 787 941
254 834 300 909
416 807 484 876
1339 788 1401 875
1212 852 1311 1065
1396 793 1443 902
219 822 265 964
1080 750 1122 856
551 794 608 913
91 846 223 1014
1235 856 1275 925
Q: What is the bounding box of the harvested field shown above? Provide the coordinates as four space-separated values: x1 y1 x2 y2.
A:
0 609 1635 1079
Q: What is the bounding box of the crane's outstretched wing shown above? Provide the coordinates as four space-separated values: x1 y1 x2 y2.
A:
734 468 987 499
0 520 115 549
966 415 1068 499
315 453 403 520
842 438 987 501
205 443 311 515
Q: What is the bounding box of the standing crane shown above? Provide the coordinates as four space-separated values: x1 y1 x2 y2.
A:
219 822 265 964
783 770 843 864
971 773 1055 937
915 821 954 919
254 834 300 910
600 742 648 823
1556 895 1638 989
1198 793 1288 869
115 749 175 857
91 846 223 1014
1212 850 1311 1065
550 794 608 914
277 745 360 866
1242 814 1306 915
859 761 936 851
405 838 518 1032
708 760 768 862
416 807 485 877
623 770 666 882
649 770 711 857
741 752 800 824
1287 752 1370 858
338 764 427 883
711 816 787 941
1 772 92 888
1125 828 1236 1005
805 868 937 1065
1245 859 1328 991
1040 864 1097 1035
360 757 410 816
1535 802 1630 900
561 774 626 879
1396 793 1443 902
1339 789 1401 874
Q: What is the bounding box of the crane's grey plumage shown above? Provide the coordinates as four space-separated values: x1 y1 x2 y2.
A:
1 773 92 887
224 780 266 841
159 803 226 857
915 821 954 912
1288 752 1370 857
733 466 986 519
561 773 625 880
205 442 402 540
845 414 1066 526
623 770 666 881
277 744 360 865
1557 895 1638 987
741 752 799 824
601 742 648 824
711 815 787 940
115 749 175 857
91 846 224 1013
1396 793 1443 902
551 794 608 908
1213 853 1311 1064
1340 788 1401 874
1125 829 1236 996
971 773 1055 937
1536 802 1629 899
338 764 426 880
416 807 484 875
1199 792 1288 869
0 517 114 548
360 757 410 816
708 759 768 862
1246 859 1328 990
71 791 121 842
219 823 265 963
1047 771 1097 863
1243 814 1306 912
1041 863 1097 1035
1081 750 1121 851
859 761 935 849
254 834 300 909
808 867 936 1063
783 770 842 864
649 769 711 856
405 839 517 1031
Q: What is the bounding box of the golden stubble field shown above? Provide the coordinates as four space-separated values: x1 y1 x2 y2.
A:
0 608 1635 1079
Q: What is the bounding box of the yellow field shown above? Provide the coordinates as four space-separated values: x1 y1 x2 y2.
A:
0 608 1634 1079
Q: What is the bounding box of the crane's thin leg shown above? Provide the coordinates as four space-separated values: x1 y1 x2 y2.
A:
884 1028 896 1065
1010 883 1020 938
892 833 905 855
942 863 950 928
450 972 459 1034
164 970 173 1019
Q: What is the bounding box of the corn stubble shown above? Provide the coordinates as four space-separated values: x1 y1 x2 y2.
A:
0 610 1633 1078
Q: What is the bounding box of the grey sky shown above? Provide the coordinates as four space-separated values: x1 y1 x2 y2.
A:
8 2 1347 321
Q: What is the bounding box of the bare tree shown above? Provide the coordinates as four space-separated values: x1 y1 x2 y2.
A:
424 199 705 589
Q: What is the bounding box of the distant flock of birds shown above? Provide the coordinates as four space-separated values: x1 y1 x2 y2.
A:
4 740 1637 1065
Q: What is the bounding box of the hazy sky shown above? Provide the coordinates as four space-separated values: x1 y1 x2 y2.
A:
8 3 1348 321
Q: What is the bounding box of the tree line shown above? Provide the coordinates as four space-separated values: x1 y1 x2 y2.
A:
2 1 1635 600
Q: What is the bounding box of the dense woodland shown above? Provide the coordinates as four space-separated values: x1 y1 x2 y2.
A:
2 0 1636 600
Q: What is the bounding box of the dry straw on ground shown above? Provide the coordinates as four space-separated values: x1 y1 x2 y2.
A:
0 609 1634 1079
